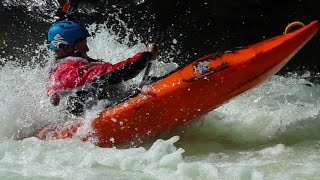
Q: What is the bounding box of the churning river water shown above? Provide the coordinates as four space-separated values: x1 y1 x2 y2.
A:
0 8 320 180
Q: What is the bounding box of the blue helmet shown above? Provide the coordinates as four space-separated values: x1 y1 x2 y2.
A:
48 20 90 50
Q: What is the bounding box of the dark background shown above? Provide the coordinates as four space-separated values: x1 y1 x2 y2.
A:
0 0 319 72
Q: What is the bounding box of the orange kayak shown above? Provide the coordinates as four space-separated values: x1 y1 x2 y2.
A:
37 20 319 147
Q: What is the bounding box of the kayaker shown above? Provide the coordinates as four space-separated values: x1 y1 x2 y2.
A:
47 19 159 116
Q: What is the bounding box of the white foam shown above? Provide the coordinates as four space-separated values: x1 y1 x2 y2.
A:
0 61 64 139
0 5 320 178
189 74 320 145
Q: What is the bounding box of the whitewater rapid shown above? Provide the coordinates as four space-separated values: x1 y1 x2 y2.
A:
0 21 319 179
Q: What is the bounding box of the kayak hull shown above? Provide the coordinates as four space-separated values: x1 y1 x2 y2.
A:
38 21 319 147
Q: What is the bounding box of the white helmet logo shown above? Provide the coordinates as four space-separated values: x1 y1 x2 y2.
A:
52 34 68 48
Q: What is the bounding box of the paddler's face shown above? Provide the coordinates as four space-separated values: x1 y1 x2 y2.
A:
73 39 89 55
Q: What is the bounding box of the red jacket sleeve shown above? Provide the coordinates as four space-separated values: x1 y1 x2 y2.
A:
47 52 152 97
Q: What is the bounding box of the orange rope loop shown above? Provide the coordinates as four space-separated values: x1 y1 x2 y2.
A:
284 21 305 35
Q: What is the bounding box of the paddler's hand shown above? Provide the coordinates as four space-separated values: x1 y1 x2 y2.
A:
146 43 159 59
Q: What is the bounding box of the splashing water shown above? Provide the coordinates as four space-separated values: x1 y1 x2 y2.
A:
2 0 59 20
179 75 320 149
1 3 320 178
0 62 60 139
0 21 178 139
1 34 320 178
